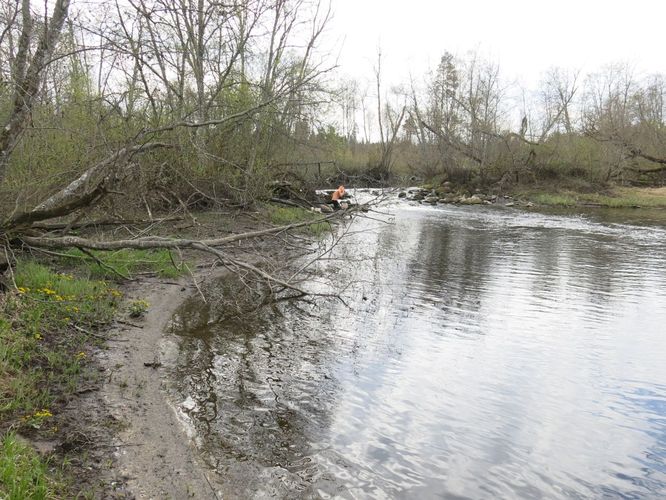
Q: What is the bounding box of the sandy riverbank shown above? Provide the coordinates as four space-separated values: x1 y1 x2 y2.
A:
97 271 222 498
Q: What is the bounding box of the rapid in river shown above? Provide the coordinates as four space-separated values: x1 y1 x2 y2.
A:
169 194 666 499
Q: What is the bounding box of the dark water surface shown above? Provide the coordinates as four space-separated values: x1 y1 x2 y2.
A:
169 200 666 499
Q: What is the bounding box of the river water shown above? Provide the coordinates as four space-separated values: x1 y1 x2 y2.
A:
169 197 666 499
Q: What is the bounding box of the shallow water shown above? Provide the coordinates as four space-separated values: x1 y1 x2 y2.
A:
170 199 666 499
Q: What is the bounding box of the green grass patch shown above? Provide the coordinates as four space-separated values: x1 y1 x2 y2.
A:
1 260 122 497
0 432 66 499
1 261 120 418
59 248 184 279
267 205 331 237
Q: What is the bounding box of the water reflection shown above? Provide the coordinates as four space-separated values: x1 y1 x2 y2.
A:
170 202 666 498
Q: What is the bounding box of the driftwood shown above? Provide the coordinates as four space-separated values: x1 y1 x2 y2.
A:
34 143 171 213
1 134 343 299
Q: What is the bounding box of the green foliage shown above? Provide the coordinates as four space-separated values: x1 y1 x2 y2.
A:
314 126 346 151
0 260 124 499
0 433 65 500
268 206 311 225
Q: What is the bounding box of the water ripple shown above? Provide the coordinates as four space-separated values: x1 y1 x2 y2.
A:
170 202 666 498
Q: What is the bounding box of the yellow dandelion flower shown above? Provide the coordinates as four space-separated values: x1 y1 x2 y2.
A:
76 351 86 359
34 409 53 418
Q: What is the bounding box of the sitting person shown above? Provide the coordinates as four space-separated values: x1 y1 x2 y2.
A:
331 185 346 209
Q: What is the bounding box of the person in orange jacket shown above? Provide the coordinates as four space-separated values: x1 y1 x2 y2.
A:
331 185 346 209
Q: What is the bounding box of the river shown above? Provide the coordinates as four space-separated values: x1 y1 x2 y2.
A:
169 196 666 498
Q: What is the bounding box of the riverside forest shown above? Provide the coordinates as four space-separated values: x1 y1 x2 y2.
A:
1 0 665 498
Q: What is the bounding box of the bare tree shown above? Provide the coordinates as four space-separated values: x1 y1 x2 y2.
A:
373 49 405 179
0 0 71 182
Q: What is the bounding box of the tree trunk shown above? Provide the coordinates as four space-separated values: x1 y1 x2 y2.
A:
0 0 71 183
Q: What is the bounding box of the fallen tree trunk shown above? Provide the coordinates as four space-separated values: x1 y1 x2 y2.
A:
20 212 338 251
12 210 343 293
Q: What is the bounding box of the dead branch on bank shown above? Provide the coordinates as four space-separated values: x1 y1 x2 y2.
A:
12 204 366 305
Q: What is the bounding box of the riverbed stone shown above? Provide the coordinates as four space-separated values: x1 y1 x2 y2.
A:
461 195 483 205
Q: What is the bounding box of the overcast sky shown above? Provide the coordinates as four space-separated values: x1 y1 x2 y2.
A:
326 0 666 89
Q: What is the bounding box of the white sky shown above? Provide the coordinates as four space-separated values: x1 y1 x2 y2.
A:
326 0 666 89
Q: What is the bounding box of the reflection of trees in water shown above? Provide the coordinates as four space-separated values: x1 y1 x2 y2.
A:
169 280 344 496
403 216 666 328
516 228 666 313
400 218 493 333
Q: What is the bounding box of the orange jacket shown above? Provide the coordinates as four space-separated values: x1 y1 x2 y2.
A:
331 185 345 201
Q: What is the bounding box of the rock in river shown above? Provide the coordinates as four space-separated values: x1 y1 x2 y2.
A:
460 195 483 205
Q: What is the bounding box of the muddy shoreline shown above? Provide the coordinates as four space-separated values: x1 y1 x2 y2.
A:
67 207 326 497
97 271 224 498
51 211 285 497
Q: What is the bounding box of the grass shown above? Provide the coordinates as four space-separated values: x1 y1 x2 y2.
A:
267 205 331 237
527 193 580 207
2 261 120 417
59 248 184 279
520 186 666 208
1 260 125 498
0 432 65 499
